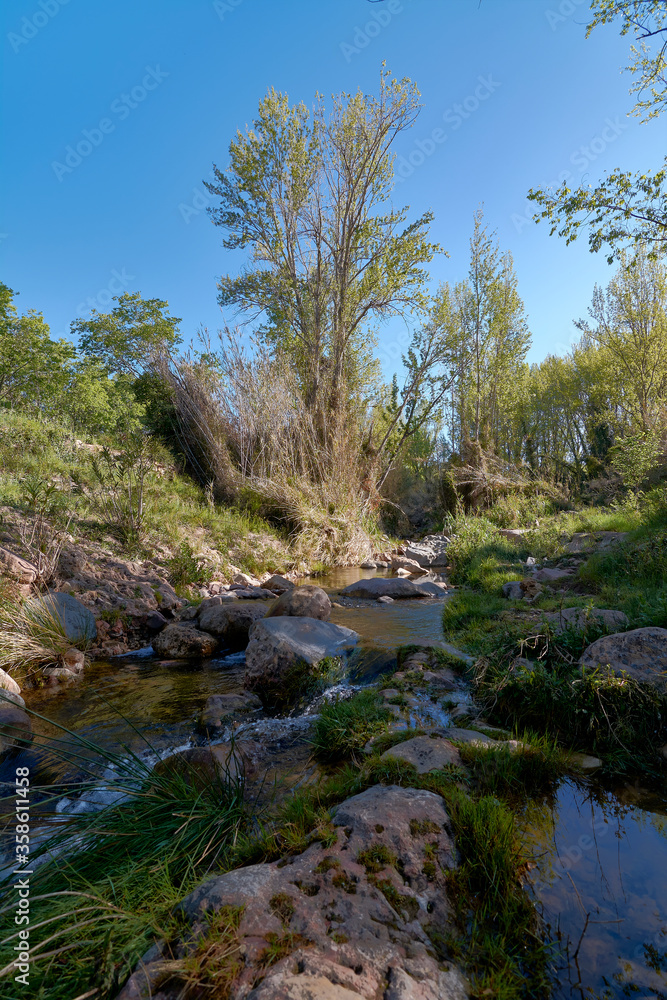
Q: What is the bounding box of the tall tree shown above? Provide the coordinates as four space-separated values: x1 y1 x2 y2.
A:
204 69 440 438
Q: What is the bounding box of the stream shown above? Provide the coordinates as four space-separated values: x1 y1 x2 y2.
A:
2 568 667 997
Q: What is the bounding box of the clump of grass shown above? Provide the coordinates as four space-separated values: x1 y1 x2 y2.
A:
432 787 551 998
0 716 248 1000
179 906 244 997
457 732 567 799
357 843 398 873
0 595 87 677
312 689 392 761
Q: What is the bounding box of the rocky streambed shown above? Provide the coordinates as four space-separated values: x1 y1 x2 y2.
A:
1 561 667 998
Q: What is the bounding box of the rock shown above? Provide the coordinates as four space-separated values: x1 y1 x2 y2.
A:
62 648 85 674
145 610 168 631
391 555 423 573
0 689 25 708
360 560 377 569
244 617 358 708
659 744 667 761
198 603 269 650
380 735 461 773
0 702 32 752
421 669 457 690
502 581 523 600
0 546 38 584
176 784 467 1000
405 537 450 568
153 743 253 790
200 692 263 732
543 607 629 634
520 578 542 599
532 567 572 583
340 578 429 600
441 727 498 746
498 528 531 544
414 581 448 598
525 556 537 567
42 666 80 684
233 572 261 588
395 567 411 577
377 595 394 604
263 574 295 595
233 587 277 600
151 624 218 659
502 579 542 600
34 592 97 643
266 585 331 622
566 752 602 772
0 668 21 696
580 627 667 693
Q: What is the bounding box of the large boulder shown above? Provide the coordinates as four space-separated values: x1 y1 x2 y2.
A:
340 577 429 600
0 702 32 753
197 603 269 650
35 592 97 643
244 617 358 708
265 584 331 622
405 535 450 568
543 607 629 634
580 627 667 694
152 624 217 659
168 785 468 1000
380 735 461 773
0 547 37 584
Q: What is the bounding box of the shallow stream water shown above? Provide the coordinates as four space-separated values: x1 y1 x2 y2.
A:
3 569 667 996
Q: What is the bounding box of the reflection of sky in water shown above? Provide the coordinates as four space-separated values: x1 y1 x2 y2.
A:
522 779 667 998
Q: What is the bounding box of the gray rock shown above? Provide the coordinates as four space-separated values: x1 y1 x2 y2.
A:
391 555 423 573
152 623 218 659
0 689 25 708
265 585 331 622
176 784 468 1000
543 607 629 634
441 727 498 746
198 603 269 650
377 595 394 604
0 667 21 696
380 735 461 773
35 592 97 643
360 560 377 569
580 627 667 693
339 578 429 600
145 610 168 631
0 702 32 752
263 574 295 595
498 528 531 543
232 587 277 600
414 581 448 598
0 546 37 584
244 617 358 708
502 581 523 600
532 567 572 583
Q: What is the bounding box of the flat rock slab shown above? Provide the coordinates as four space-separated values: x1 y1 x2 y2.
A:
340 578 429 600
167 784 468 1000
36 591 97 643
440 727 498 746
380 735 461 773
580 627 667 693
543 607 629 634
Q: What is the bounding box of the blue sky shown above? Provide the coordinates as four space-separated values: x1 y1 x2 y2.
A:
1 0 663 375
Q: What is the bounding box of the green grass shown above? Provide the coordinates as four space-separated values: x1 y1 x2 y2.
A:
312 688 392 761
0 723 248 1000
0 408 289 583
456 731 567 799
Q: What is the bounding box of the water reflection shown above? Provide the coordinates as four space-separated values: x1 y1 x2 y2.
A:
523 779 667 998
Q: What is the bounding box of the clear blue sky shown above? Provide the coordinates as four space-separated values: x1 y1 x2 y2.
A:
1 0 663 374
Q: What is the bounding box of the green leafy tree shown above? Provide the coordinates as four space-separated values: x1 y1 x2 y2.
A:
204 69 440 437
529 1 667 262
72 292 181 379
